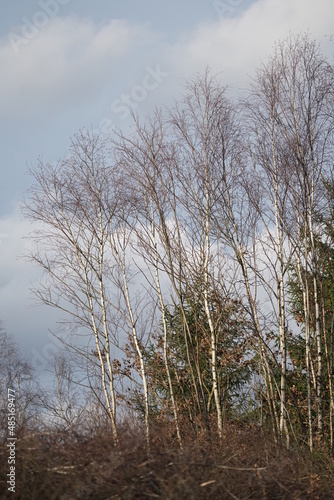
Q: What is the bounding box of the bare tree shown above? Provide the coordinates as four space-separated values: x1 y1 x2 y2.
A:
23 131 122 444
244 63 294 444
40 352 86 431
0 322 41 435
113 111 184 447
21 41 334 451
167 71 233 439
245 33 334 448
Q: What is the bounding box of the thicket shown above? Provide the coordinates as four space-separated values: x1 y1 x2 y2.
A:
1 32 334 498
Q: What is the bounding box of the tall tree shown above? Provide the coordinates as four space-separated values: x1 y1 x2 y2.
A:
23 131 123 444
247 33 334 448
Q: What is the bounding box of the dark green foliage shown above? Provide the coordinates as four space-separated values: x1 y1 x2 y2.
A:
286 179 334 441
144 285 254 424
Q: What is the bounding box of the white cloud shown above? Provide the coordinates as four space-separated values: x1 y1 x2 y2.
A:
0 16 155 118
1 1 331 123
164 0 334 92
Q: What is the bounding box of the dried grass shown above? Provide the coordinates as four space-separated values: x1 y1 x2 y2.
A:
1 420 333 499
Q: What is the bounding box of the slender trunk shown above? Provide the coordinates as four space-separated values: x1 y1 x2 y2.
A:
278 260 288 441
88 286 118 445
308 221 323 437
120 239 150 452
223 181 279 436
296 244 313 451
150 199 183 448
270 117 289 444
293 87 322 440
98 208 118 428
158 205 205 418
71 231 118 445
331 312 334 451
321 293 333 450
203 184 223 440
273 190 288 441
57 205 119 444
239 243 279 434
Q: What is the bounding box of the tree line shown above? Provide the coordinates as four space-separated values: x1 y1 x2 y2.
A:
18 33 334 452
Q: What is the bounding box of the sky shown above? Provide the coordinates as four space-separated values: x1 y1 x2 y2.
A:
0 0 333 380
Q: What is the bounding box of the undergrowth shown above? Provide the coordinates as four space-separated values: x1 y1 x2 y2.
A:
1 420 333 499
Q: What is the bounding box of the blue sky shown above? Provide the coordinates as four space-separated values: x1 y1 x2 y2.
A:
0 0 333 378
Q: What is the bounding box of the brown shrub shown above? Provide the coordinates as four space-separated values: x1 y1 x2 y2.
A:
1 420 333 499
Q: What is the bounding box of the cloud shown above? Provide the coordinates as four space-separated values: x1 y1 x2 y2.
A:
0 205 61 364
164 0 334 92
1 0 331 124
0 15 155 119
0 205 37 314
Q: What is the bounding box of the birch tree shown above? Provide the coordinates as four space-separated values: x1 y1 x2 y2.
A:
245 63 294 444
23 131 122 444
113 112 183 446
169 71 231 439
268 34 333 444
247 33 334 447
